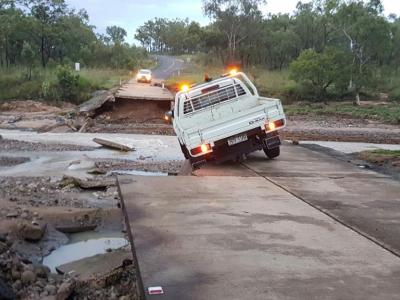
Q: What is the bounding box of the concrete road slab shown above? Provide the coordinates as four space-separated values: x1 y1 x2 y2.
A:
116 81 173 101
119 175 400 300
245 146 388 178
193 161 258 177
244 145 400 255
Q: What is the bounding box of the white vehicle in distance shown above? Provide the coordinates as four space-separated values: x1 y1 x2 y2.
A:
136 69 152 83
165 70 286 167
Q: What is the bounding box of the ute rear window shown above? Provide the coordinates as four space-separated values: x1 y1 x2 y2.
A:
183 84 246 114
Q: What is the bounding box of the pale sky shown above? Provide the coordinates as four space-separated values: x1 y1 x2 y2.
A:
65 0 400 44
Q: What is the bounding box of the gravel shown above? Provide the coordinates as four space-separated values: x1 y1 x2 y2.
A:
0 138 96 152
0 156 30 167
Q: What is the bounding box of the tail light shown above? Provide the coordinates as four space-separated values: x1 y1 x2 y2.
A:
190 144 212 156
265 119 285 132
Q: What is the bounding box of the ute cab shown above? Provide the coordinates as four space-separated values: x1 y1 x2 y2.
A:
166 71 286 167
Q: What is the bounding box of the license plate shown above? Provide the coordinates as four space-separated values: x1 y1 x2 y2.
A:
228 134 248 146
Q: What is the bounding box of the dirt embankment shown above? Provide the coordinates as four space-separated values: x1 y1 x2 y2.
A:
2 98 400 142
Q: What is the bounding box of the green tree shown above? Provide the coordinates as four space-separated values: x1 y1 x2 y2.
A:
106 25 127 45
29 0 68 67
203 0 264 63
336 0 391 104
21 41 36 79
290 48 350 99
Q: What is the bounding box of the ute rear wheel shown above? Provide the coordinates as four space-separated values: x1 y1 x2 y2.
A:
180 144 190 159
263 146 280 159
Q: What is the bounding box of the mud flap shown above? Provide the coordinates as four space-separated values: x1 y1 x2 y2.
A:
264 135 281 149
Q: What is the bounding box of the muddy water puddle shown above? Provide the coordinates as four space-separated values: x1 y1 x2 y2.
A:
43 230 128 273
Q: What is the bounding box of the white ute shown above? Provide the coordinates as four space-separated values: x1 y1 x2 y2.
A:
166 71 286 167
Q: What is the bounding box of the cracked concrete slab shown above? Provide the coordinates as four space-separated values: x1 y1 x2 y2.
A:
119 175 400 300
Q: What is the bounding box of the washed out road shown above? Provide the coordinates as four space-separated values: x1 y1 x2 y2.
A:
115 55 183 101
119 143 400 300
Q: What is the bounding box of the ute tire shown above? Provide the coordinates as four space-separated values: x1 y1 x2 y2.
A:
263 146 280 159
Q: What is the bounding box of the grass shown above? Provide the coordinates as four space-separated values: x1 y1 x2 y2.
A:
285 102 400 124
165 57 298 100
79 68 130 90
0 67 131 103
368 150 400 157
357 150 400 166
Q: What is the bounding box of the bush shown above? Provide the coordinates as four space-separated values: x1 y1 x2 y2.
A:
389 87 400 102
289 48 351 100
56 66 80 103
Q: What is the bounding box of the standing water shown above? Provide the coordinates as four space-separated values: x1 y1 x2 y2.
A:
43 231 128 273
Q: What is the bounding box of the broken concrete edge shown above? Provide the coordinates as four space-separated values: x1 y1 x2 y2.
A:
116 176 146 300
56 224 97 234
77 90 115 114
55 247 132 279
62 174 116 189
115 95 173 101
92 138 134 152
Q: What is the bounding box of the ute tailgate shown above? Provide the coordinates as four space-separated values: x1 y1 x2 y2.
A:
184 100 282 147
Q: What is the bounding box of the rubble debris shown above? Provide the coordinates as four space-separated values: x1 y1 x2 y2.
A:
93 138 133 152
0 277 15 300
63 175 116 189
18 222 46 242
21 270 36 285
56 279 75 300
56 248 131 280
78 120 89 133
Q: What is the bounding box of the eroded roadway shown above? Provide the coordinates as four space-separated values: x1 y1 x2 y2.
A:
119 144 400 300
116 55 183 101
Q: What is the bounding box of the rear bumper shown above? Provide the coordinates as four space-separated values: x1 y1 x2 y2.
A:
189 128 281 165
137 78 151 83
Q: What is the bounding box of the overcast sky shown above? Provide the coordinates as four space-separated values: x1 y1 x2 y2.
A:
66 0 400 44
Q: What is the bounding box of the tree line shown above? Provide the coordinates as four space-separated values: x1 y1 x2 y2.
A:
136 0 400 101
0 0 147 71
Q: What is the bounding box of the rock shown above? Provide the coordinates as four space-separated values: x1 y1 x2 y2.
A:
11 269 21 280
63 175 116 189
6 212 19 218
18 222 46 242
119 296 130 300
56 280 75 300
21 270 36 285
12 280 22 291
0 233 7 243
20 212 29 220
0 278 15 300
0 241 7 254
45 284 57 295
34 264 50 278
